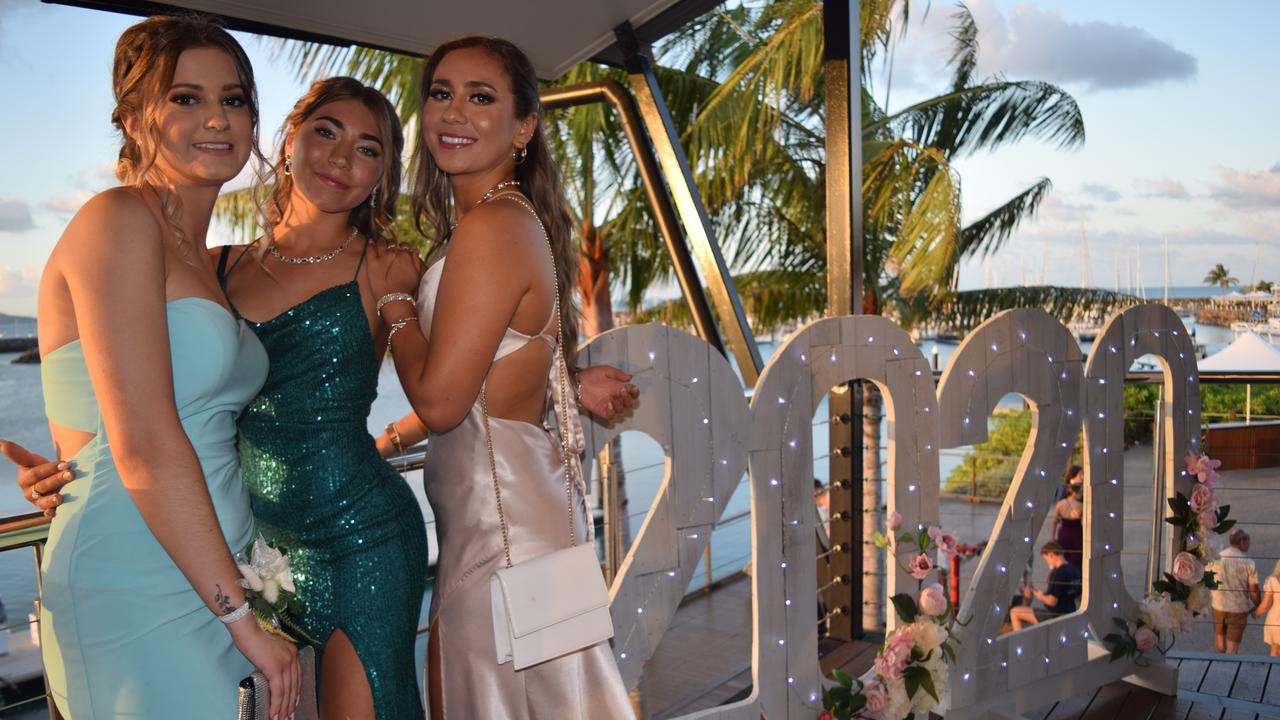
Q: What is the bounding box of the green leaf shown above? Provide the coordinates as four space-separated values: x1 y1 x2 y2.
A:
918 669 940 702
1215 519 1237 534
1217 504 1231 521
891 593 920 623
872 530 887 548
832 668 852 687
903 668 921 699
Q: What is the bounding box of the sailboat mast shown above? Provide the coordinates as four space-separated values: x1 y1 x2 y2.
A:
1163 235 1170 305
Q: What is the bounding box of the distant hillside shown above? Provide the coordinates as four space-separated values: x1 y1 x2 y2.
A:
0 313 35 324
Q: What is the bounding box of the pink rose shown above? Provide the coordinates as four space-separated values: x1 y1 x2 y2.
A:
863 680 887 713
918 583 948 617
908 553 934 580
927 526 959 555
1133 626 1158 652
818 713 833 720
874 627 915 680
1189 483 1216 514
1171 552 1205 585
1186 453 1222 487
887 511 903 532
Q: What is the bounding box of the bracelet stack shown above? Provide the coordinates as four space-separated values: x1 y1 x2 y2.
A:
218 600 252 625
387 317 416 345
376 292 415 316
385 422 404 455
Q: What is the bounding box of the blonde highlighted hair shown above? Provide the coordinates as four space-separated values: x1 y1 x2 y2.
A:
259 77 405 247
111 14 261 256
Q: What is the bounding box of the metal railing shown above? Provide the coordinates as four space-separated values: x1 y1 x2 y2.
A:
1 370 1277 701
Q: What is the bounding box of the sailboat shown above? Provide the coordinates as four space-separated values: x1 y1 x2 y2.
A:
1068 209 1103 341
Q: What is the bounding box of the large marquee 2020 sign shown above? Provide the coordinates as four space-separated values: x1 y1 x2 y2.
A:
576 304 1197 719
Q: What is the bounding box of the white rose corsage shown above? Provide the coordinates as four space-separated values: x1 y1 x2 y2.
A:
236 534 316 644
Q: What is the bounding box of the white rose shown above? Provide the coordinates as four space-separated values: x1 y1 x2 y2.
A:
1139 595 1174 636
910 620 948 655
883 681 912 720
1186 585 1212 615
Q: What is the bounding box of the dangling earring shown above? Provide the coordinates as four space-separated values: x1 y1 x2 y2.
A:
369 186 378 210
513 145 528 165
283 153 293 176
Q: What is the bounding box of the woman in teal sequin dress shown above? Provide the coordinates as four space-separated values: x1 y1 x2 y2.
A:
216 78 428 719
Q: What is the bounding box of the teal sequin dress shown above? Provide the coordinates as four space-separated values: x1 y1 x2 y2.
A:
220 242 428 718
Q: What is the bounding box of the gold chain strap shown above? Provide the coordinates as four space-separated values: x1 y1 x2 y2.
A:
477 191 577 570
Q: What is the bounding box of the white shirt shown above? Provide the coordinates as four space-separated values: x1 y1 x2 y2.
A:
1209 546 1258 613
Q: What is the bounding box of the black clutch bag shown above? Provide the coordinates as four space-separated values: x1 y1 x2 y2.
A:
236 645 319 720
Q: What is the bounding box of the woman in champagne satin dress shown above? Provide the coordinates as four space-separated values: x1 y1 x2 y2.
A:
375 37 634 718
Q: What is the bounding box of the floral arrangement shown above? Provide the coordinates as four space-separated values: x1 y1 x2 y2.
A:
821 512 958 720
1103 452 1231 662
236 535 316 644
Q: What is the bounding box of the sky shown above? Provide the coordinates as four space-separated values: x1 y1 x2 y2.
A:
0 0 1278 316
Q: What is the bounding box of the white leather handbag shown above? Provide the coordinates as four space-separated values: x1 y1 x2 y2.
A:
478 192 615 671
490 543 614 670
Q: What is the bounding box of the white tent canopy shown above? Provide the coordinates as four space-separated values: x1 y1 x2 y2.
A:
57 0 720 79
1198 331 1280 372
1198 331 1280 423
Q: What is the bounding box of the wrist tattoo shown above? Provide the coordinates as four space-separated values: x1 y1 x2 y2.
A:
215 583 235 615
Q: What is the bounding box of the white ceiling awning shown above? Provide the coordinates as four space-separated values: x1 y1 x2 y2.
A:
53 0 724 79
1198 331 1280 373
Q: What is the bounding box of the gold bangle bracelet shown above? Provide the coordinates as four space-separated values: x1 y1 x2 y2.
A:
385 422 404 454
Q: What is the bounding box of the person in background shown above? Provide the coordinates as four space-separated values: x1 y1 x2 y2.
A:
1052 481 1084 568
1252 559 1280 656
1008 541 1081 630
1208 528 1260 654
1054 463 1083 503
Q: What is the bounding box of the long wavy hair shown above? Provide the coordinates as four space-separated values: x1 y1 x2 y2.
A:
259 77 404 247
410 36 580 357
111 14 261 257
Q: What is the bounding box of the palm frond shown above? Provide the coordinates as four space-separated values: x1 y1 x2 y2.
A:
959 178 1052 258
922 287 1135 333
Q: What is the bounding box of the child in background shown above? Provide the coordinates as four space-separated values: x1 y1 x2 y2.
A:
1253 559 1280 656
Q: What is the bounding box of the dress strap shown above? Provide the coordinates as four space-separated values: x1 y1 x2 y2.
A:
353 236 371 280
217 242 255 319
216 245 231 290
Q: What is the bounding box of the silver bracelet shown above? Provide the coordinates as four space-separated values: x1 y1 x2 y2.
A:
386 317 417 345
218 600 252 625
377 292 416 316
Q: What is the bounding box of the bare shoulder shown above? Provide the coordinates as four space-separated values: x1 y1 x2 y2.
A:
451 197 544 257
58 187 164 268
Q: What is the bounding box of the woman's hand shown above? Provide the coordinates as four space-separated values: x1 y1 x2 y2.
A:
227 616 300 720
1 440 74 517
576 365 639 422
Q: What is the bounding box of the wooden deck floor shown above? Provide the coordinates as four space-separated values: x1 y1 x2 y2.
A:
634 574 1280 719
1027 652 1280 720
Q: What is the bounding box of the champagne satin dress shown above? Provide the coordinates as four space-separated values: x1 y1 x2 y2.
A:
416 194 632 719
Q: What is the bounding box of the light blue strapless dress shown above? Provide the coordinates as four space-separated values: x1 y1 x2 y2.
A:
39 298 268 718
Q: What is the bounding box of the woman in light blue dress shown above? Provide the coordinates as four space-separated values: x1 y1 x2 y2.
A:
19 16 298 718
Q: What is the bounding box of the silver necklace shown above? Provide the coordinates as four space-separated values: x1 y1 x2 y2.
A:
451 179 521 231
268 226 358 265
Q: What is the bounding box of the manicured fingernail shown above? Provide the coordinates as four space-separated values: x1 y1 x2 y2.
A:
57 462 69 470
63 472 73 480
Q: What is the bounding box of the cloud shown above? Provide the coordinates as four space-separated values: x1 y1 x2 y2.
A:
1133 178 1188 199
987 4 1198 91
879 1 1197 95
46 192 94 216
0 199 34 233
0 265 40 316
1208 164 1280 211
1082 184 1121 202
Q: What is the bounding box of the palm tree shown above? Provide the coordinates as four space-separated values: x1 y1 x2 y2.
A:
1204 263 1237 289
